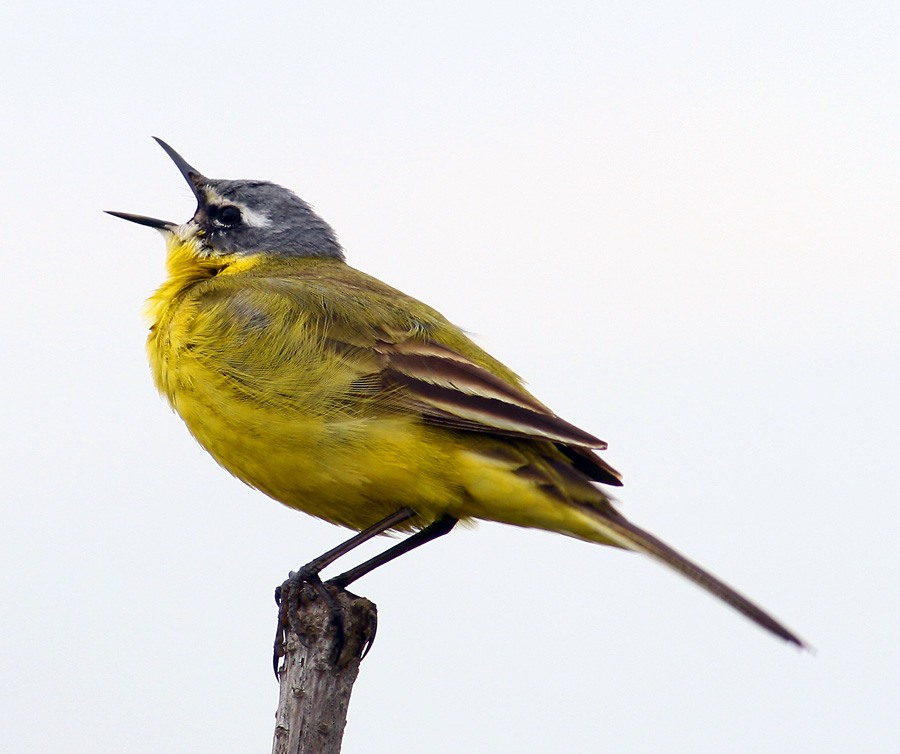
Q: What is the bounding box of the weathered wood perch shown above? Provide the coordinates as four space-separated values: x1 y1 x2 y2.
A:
272 581 377 754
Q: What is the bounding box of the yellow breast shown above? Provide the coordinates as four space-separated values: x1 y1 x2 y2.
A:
145 237 468 529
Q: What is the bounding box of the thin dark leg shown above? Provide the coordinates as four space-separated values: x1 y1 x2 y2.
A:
328 514 459 589
292 507 418 581
274 507 417 673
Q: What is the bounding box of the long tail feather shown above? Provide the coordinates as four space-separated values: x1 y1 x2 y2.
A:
579 506 807 648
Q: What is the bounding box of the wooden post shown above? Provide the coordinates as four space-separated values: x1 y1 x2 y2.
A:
272 581 377 754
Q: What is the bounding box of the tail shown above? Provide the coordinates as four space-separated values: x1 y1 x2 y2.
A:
576 504 807 648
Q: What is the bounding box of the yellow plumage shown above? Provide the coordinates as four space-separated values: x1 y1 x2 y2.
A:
109 138 805 647
147 234 615 541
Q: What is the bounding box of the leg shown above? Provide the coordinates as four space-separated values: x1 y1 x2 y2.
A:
274 507 416 673
287 507 418 584
328 514 458 589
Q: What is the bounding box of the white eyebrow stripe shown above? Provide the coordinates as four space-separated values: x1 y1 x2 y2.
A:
202 187 272 228
236 205 272 228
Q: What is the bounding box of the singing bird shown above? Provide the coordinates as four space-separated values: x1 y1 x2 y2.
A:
108 138 804 648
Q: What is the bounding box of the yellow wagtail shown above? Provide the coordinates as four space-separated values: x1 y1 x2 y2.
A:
108 138 805 649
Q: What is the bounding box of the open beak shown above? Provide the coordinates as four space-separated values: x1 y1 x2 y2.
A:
105 137 207 230
104 210 175 230
152 137 207 201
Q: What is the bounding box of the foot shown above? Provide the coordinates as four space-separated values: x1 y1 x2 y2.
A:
272 567 360 678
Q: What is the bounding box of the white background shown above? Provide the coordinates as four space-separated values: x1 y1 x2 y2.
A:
2 2 898 752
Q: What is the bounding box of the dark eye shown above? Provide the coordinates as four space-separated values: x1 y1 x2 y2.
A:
215 205 242 226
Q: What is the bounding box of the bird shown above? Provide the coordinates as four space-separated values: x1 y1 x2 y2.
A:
107 138 805 649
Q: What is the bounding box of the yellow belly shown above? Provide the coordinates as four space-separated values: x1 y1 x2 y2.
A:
145 244 608 539
165 368 467 529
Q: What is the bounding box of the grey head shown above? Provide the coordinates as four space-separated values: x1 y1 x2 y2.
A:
106 138 345 260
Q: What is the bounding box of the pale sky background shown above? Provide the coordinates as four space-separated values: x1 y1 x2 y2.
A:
2 2 898 752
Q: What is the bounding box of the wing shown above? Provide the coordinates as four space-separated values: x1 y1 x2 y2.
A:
182 263 623 487
338 335 624 487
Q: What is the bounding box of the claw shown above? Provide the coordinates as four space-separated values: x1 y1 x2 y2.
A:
359 607 378 661
273 571 352 675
